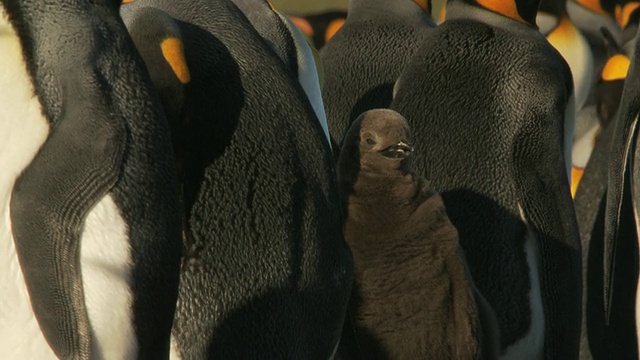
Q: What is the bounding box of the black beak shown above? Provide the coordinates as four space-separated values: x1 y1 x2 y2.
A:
380 142 413 158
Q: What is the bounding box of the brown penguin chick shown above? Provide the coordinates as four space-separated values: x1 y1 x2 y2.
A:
337 109 500 360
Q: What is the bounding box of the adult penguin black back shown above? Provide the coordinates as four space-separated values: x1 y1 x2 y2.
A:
391 0 581 358
120 0 353 358
320 0 435 154
602 24 640 360
1 0 182 359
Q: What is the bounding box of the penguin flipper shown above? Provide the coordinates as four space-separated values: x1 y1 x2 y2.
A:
10 71 126 360
516 102 582 359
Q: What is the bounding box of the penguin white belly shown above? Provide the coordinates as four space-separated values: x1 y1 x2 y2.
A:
0 9 137 358
170 335 182 360
80 195 137 360
500 230 545 360
0 11 55 359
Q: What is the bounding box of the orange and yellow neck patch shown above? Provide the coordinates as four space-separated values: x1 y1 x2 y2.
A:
571 167 585 197
615 2 640 28
576 0 610 16
413 0 430 13
476 0 527 24
161 37 191 84
325 18 346 43
602 54 631 81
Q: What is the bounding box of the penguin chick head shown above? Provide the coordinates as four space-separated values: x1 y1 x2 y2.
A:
343 109 413 176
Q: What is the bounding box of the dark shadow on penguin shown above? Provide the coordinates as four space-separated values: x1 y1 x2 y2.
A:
390 0 581 358
3 0 182 359
335 109 500 360
121 0 353 358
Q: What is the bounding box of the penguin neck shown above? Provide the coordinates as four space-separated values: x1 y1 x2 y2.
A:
574 0 612 16
446 0 541 33
538 0 568 18
347 168 419 222
347 0 431 22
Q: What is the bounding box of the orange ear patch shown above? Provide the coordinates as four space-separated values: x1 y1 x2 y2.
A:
615 2 640 28
122 0 134 3
290 16 314 38
325 18 346 43
161 37 191 84
576 0 610 16
602 54 631 81
413 0 430 13
476 0 526 24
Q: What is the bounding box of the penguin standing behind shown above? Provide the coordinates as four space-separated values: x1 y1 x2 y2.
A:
572 50 630 196
1 0 182 359
567 0 622 88
601 24 640 360
231 0 332 146
320 0 435 153
390 0 581 358
121 0 353 358
337 109 500 359
538 0 593 113
614 0 640 54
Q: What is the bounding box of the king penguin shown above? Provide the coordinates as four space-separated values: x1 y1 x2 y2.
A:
573 52 635 360
120 0 353 358
231 0 332 147
599 23 640 360
567 0 622 86
390 0 582 358
320 0 435 154
0 0 182 359
614 0 640 54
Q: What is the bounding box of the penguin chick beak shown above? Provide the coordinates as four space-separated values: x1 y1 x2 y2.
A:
380 142 413 159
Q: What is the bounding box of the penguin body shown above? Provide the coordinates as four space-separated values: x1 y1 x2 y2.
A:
320 0 434 151
600 24 640 360
121 0 353 358
232 0 331 146
1 1 182 359
390 1 581 358
337 109 500 360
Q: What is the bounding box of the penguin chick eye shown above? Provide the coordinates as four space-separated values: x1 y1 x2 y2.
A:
365 138 376 145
